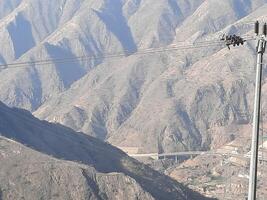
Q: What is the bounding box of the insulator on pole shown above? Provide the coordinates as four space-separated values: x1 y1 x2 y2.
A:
263 23 267 36
255 21 259 35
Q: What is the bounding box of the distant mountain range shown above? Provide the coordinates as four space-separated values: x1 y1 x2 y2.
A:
0 0 267 154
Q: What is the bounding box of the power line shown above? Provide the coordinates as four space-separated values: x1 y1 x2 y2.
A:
0 37 256 70
0 42 223 69
54 21 255 43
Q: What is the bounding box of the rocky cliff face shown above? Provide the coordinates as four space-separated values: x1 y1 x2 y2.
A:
0 102 208 200
0 0 267 153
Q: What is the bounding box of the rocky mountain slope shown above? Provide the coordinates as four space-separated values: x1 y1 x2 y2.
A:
0 0 267 153
0 101 209 200
0 137 155 200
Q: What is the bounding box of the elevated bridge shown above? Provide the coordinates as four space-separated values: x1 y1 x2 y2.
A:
128 151 267 162
129 151 206 160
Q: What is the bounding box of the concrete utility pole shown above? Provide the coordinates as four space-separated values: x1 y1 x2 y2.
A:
248 21 267 200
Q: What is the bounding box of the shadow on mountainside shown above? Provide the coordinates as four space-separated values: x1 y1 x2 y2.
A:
0 102 216 200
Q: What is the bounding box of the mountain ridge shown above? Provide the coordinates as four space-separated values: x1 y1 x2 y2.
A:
0 101 211 200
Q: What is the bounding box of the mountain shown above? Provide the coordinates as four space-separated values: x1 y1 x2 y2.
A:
0 101 210 200
0 0 267 154
0 136 155 200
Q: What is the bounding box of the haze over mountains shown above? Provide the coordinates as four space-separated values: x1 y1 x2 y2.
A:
0 0 267 154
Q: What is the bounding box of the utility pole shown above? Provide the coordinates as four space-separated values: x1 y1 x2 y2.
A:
248 21 267 200
221 21 267 200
